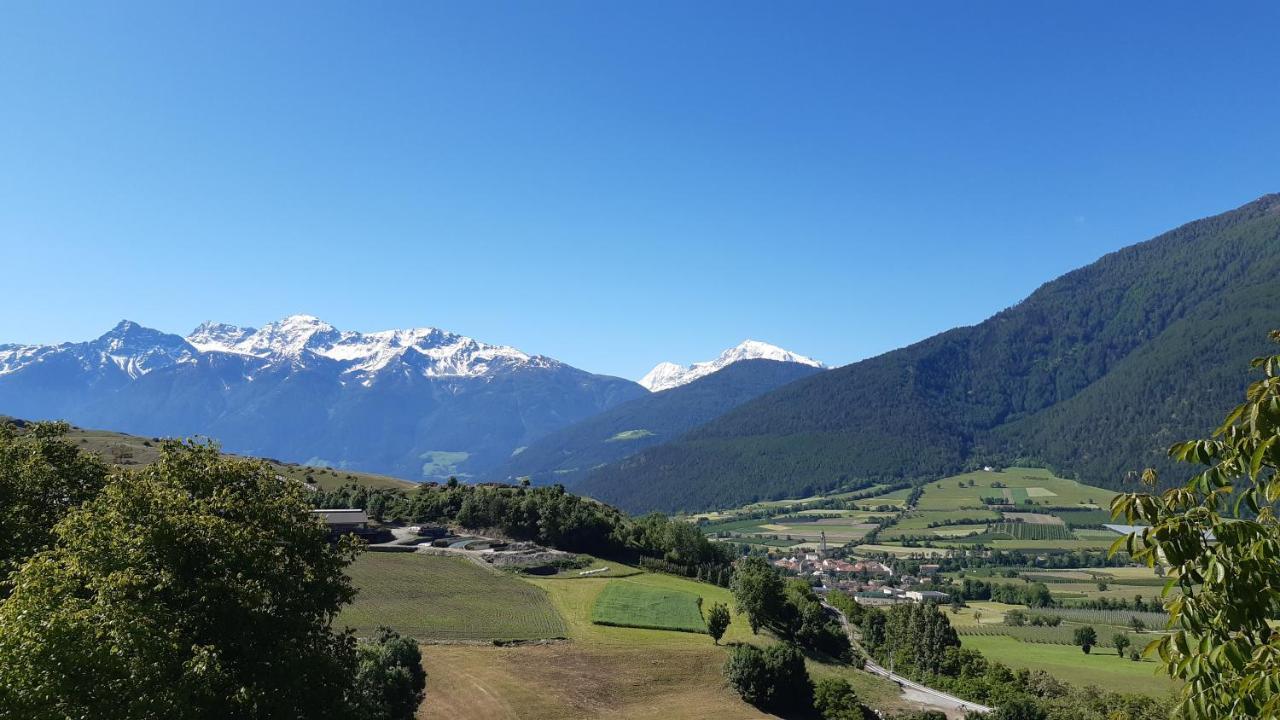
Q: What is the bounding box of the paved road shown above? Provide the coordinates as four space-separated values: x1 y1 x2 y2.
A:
822 601 992 718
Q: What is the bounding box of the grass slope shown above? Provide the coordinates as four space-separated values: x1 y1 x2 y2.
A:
590 580 707 633
54 423 415 491
340 553 566 641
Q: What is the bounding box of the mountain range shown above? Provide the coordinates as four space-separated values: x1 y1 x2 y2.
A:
4 195 1277 514
0 316 818 482
576 193 1280 512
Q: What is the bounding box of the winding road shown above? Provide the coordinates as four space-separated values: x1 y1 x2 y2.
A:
822 601 992 719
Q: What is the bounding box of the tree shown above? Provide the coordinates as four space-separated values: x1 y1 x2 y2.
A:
813 677 862 720
1073 625 1097 654
991 697 1047 720
1096 581 1109 591
1113 633 1131 658
706 602 731 645
1110 332 1280 718
1004 609 1027 626
1129 615 1146 633
0 441 369 720
730 556 786 634
0 421 109 584
350 628 428 720
723 643 813 714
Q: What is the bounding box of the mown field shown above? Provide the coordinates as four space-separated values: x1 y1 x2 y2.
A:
414 563 912 720
591 580 707 633
340 553 567 640
960 635 1176 697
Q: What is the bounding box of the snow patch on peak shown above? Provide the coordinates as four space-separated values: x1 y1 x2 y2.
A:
638 340 824 392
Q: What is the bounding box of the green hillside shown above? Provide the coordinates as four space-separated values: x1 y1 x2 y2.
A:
2 417 416 492
488 359 822 485
580 194 1280 513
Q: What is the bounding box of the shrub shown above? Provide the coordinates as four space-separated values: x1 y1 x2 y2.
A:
813 677 862 720
724 643 813 714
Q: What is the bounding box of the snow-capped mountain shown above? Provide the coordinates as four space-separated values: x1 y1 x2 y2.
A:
638 340 824 392
0 316 645 480
183 314 552 381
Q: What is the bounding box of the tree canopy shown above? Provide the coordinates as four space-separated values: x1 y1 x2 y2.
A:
0 438 421 720
1112 330 1280 718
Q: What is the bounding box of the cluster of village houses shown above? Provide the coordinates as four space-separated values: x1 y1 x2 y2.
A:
771 552 951 605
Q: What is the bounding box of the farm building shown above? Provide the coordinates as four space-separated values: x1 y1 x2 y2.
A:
311 508 372 536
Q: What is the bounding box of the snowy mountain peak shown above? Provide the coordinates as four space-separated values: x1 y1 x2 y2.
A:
187 321 256 353
639 340 823 392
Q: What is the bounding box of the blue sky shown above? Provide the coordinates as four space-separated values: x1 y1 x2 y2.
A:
1 2 1277 380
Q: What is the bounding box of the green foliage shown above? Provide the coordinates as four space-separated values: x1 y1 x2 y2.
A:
860 603 960 676
730 556 787 635
0 441 367 719
706 602 731 644
990 697 1047 720
350 628 427 720
1073 625 1097 653
813 676 863 720
0 421 109 584
581 196 1280 512
1112 633 1131 658
1111 330 1280 718
723 643 813 715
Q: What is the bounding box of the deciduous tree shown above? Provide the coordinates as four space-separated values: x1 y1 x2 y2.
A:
1112 331 1280 718
706 602 731 645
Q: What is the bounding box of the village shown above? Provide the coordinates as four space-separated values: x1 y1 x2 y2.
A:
768 540 950 606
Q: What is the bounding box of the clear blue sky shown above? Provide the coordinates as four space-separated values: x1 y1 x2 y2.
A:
1 2 1277 380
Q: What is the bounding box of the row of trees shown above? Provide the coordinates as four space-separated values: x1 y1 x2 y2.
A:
954 578 1054 607
312 478 737 579
0 425 425 720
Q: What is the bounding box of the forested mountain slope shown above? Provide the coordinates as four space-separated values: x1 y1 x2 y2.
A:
488 359 823 485
580 194 1280 513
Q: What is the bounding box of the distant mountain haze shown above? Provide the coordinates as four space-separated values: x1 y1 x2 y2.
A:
488 357 825 486
577 193 1280 513
0 317 821 484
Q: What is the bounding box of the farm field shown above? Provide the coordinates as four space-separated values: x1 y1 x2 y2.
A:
419 566 912 720
591 580 707 633
915 467 1114 512
340 553 567 640
961 635 1176 696
859 467 1121 553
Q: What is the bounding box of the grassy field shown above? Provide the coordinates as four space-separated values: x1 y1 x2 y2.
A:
341 553 567 640
591 580 707 633
961 635 1176 697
